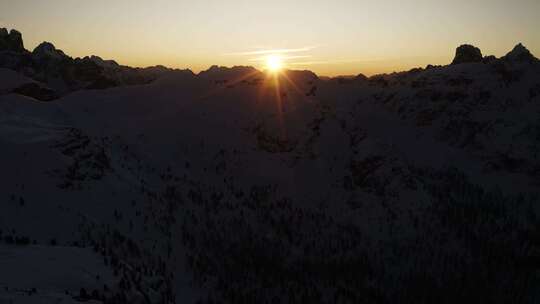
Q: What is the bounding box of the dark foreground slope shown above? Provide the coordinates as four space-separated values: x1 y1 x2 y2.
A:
1 38 540 303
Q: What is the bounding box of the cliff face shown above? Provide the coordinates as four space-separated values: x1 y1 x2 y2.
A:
0 28 25 52
451 44 483 65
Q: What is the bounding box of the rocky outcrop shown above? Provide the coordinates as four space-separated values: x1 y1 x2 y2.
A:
355 73 368 81
284 69 319 83
32 42 69 62
11 83 59 101
199 65 259 79
451 44 483 65
0 29 176 98
502 43 538 63
0 28 24 52
85 55 119 68
482 55 497 64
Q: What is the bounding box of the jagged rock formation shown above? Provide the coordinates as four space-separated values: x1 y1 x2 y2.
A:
482 55 497 63
0 28 24 52
0 67 57 101
12 83 59 101
503 43 538 63
0 28 179 99
86 55 119 68
198 65 260 81
451 44 483 65
32 41 69 62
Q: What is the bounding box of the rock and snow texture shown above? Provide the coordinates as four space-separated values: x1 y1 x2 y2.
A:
32 42 69 61
0 28 181 97
0 68 59 101
0 68 35 92
1 38 540 303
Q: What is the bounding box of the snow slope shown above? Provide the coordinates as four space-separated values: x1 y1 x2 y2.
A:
0 68 35 93
0 244 114 304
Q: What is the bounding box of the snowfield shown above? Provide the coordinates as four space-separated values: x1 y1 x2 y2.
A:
0 68 35 93
0 244 114 304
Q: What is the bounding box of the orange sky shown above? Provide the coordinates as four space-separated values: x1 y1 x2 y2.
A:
2 0 539 76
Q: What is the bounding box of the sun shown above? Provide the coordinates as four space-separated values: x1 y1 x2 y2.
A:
266 55 283 72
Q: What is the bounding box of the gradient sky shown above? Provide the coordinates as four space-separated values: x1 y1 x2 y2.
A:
1 0 539 76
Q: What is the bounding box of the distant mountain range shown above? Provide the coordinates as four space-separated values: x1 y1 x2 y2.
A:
1 28 537 102
0 28 186 99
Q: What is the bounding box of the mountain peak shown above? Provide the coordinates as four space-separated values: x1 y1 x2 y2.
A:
199 65 259 80
86 55 119 68
32 42 68 60
451 44 483 65
503 43 537 63
0 28 25 52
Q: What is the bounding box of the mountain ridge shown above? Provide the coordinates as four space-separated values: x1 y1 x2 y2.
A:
1 28 538 102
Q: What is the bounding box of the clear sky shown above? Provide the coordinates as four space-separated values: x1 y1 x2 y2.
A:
2 0 539 76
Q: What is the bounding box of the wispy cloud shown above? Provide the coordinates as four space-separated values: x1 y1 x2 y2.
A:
247 55 312 62
224 46 317 56
288 58 387 66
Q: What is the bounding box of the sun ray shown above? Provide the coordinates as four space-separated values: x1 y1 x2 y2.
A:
281 72 316 103
272 72 286 139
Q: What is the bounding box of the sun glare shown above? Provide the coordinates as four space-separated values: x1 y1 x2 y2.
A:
266 55 283 72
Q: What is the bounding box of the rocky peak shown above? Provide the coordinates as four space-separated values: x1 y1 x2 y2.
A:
503 43 537 63
87 55 119 68
355 73 368 81
0 28 25 52
32 42 68 61
199 65 259 80
451 44 483 65
284 69 319 82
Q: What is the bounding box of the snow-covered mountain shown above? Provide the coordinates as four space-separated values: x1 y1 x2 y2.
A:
1 33 540 303
0 28 183 98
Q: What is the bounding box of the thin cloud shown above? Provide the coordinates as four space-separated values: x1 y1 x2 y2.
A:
289 59 387 66
290 55 447 67
247 55 312 62
224 46 317 56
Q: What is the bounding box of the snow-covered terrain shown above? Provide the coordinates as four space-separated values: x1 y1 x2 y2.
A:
0 68 35 92
1 29 540 303
0 244 115 303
